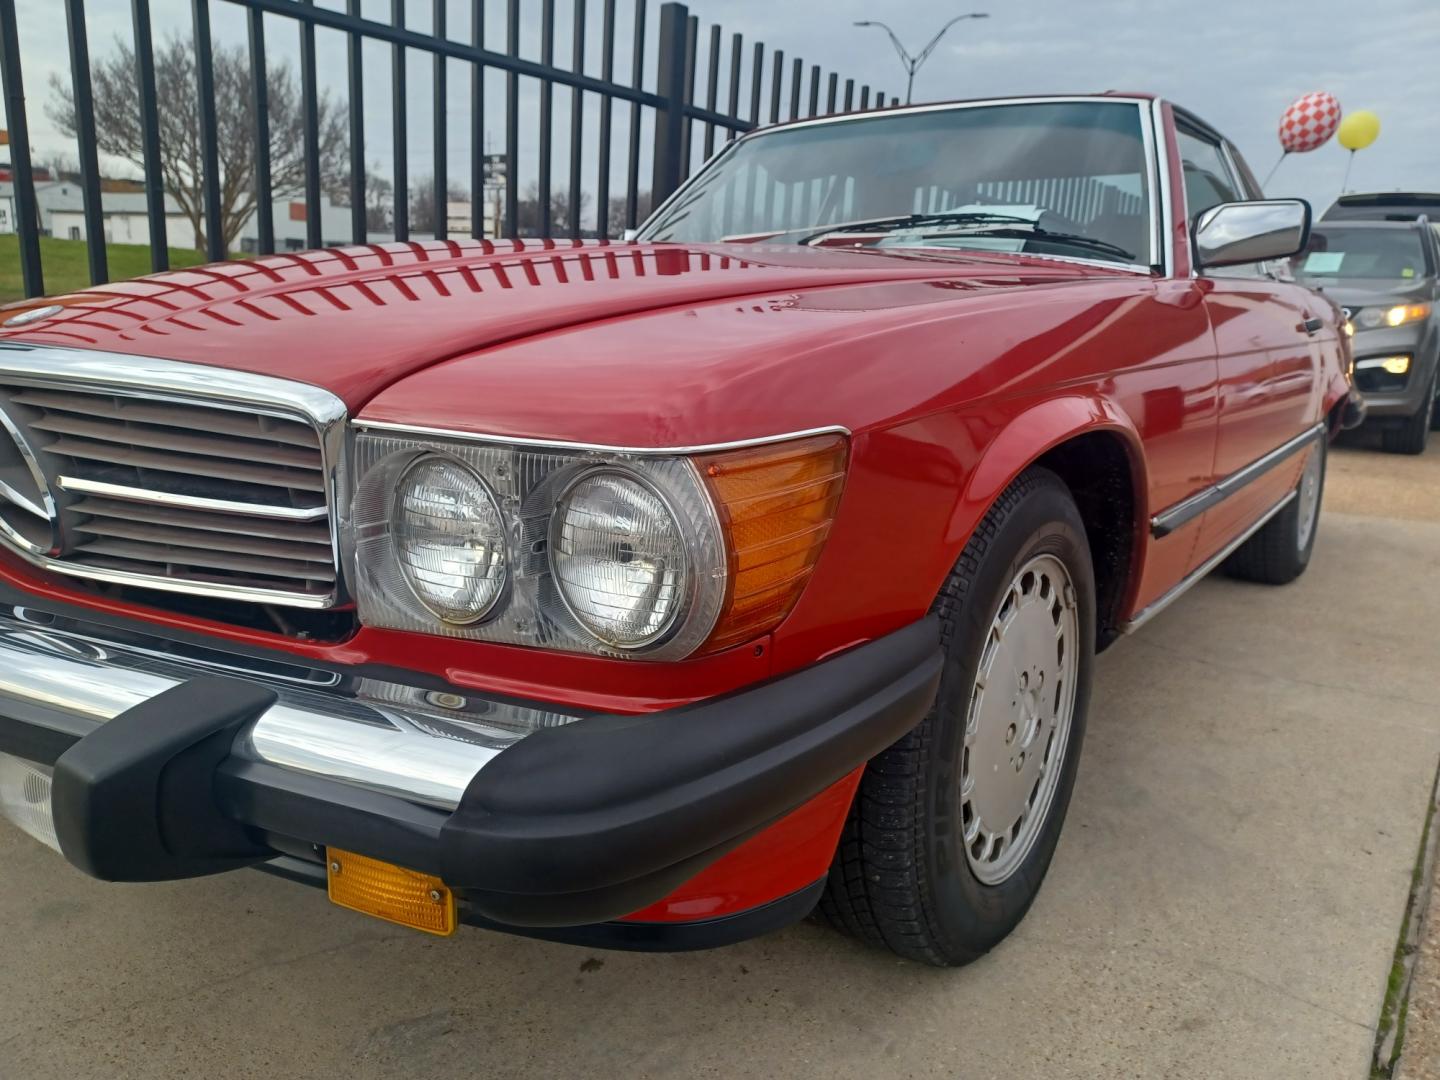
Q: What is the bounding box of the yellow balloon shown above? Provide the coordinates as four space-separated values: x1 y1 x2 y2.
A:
1338 110 1380 151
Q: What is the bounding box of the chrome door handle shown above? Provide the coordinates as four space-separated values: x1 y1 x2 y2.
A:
1302 316 1323 335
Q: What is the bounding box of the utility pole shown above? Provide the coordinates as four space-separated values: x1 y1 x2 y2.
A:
854 13 989 105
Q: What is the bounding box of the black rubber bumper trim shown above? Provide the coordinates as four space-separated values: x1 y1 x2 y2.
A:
0 616 942 928
437 616 942 925
257 854 825 952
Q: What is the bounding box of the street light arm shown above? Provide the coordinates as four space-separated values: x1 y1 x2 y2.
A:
853 20 917 70
915 13 984 66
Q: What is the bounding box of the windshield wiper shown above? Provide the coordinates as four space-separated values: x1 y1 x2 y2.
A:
909 225 1137 263
796 210 1039 246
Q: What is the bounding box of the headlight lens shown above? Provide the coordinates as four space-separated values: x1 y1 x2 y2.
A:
393 455 508 624
1385 302 1431 328
350 430 846 659
550 469 689 648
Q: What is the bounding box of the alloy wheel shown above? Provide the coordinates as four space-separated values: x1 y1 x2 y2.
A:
960 553 1080 886
1296 445 1323 552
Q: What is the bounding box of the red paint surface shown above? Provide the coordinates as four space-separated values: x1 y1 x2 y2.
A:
0 101 1353 924
622 769 864 922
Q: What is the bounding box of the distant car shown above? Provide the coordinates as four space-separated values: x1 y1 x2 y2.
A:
0 94 1353 967
1297 219 1440 453
1324 192 1440 223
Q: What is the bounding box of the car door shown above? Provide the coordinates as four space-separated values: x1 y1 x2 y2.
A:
1178 123 1320 560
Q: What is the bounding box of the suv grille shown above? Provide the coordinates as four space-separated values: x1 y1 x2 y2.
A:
0 370 342 609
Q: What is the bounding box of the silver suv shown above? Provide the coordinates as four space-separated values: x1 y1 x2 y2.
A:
1297 218 1439 454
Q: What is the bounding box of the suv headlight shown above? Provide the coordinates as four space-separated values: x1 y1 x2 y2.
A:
349 429 847 659
1358 302 1431 329
1384 302 1431 328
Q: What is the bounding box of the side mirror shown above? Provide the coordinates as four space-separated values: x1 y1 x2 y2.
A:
1193 199 1311 269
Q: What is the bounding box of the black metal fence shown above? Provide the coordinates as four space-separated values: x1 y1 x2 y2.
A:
0 0 893 300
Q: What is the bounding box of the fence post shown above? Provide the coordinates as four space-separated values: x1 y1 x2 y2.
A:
64 0 108 286
0 0 43 298
650 2 688 207
192 0 224 262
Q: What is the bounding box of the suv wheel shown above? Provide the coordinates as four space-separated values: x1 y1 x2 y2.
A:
817 467 1094 966
1382 371 1435 453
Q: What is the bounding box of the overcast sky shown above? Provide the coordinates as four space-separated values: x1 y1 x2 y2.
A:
5 0 1437 232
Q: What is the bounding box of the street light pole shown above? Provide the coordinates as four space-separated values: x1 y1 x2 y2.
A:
854 13 989 105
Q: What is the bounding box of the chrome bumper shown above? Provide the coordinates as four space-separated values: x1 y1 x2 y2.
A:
0 605 579 811
0 602 940 930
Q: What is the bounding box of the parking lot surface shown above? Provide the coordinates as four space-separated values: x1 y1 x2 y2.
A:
2 435 1437 1079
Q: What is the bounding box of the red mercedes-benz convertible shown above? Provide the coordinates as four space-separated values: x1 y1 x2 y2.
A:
0 94 1356 965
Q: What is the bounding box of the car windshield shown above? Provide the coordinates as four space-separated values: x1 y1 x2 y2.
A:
1298 227 1430 281
639 101 1154 267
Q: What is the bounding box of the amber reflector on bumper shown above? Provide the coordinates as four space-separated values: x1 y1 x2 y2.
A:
696 433 848 652
326 848 457 936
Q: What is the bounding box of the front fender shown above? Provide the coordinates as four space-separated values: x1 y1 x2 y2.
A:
952 395 1147 536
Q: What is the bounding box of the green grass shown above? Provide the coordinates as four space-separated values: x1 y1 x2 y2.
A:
0 234 209 304
1372 763 1440 1078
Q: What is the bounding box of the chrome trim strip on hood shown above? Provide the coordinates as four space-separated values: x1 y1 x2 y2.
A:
351 420 851 455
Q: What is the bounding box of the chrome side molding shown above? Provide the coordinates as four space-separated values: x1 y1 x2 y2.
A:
1150 422 1325 539
1122 490 1296 634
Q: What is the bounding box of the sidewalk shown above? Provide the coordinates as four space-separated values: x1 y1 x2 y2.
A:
1395 804 1440 1078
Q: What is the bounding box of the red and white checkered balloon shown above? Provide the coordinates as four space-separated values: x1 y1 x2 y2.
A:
1278 92 1341 153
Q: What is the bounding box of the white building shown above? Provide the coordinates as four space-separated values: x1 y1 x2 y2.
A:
40 185 197 249
15 183 397 253
445 193 501 239
252 195 394 252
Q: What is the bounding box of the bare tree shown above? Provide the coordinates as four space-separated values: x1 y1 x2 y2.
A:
331 160 395 232
515 183 593 237
409 176 469 236
365 172 394 234
608 192 651 239
39 151 80 183
48 34 347 253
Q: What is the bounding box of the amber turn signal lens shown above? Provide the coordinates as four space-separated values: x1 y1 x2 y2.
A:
696 433 848 653
326 848 457 936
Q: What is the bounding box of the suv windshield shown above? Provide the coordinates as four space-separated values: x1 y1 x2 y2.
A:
1298 226 1431 281
639 101 1154 267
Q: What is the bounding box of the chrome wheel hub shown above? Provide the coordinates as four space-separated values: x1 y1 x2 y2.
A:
961 553 1079 886
1296 445 1322 552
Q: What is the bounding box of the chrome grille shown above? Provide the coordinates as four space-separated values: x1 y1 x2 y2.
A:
0 348 344 610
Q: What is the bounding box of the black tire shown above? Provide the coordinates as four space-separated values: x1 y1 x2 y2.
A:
816 467 1095 966
1224 438 1325 585
1382 373 1435 453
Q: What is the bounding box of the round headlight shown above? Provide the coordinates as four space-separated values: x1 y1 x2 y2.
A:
550 469 690 649
394 455 508 624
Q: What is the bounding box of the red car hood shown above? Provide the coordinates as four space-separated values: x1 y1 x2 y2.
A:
0 240 1103 411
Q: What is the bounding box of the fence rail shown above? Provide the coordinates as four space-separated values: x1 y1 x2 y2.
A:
0 0 892 301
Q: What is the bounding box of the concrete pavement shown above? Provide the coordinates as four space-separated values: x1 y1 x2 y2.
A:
2 437 1437 1079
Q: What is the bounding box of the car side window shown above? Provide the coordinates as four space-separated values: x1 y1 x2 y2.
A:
1176 124 1268 277
1176 126 1240 220
1224 143 1266 200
